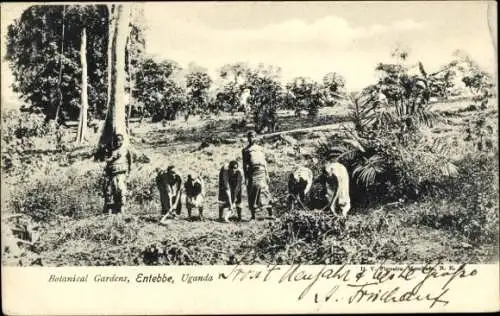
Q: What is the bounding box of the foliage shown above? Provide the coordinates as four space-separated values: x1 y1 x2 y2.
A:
2 96 497 266
254 210 408 264
405 151 499 246
0 109 72 174
5 5 109 123
284 77 325 118
316 51 465 195
375 67 436 128
464 113 496 152
1 109 53 148
185 70 213 120
216 62 253 113
246 65 283 133
8 168 103 222
5 5 147 124
283 73 345 118
317 81 458 201
322 72 346 105
369 50 462 131
133 58 186 121
453 51 495 109
126 169 158 205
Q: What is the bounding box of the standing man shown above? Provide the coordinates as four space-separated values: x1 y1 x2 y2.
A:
242 131 273 220
156 165 183 223
185 173 205 220
218 160 245 222
103 134 132 214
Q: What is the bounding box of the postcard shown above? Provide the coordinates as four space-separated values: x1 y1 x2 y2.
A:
1 1 498 314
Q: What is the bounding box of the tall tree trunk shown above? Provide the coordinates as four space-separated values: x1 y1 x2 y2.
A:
76 27 88 144
54 5 66 124
105 4 115 121
99 4 131 148
126 25 134 128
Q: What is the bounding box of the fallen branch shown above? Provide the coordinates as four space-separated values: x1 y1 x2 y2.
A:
259 122 350 139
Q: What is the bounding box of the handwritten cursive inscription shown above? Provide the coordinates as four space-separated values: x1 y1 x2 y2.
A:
218 261 478 309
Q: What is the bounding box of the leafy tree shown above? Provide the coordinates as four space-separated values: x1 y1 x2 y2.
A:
213 83 241 113
372 50 458 130
317 50 461 196
425 62 458 100
185 70 212 120
217 62 252 113
456 53 494 109
318 88 458 199
285 77 325 118
322 72 346 106
5 5 146 125
246 64 283 133
133 58 186 122
6 5 109 124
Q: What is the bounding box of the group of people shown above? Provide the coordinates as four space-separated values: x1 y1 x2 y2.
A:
101 131 351 222
154 131 274 223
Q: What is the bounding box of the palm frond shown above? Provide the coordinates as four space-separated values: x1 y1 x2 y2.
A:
342 138 366 152
336 148 361 162
415 109 440 128
418 61 428 78
354 165 377 188
327 145 350 156
352 154 386 187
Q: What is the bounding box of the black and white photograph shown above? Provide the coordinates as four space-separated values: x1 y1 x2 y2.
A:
1 1 498 272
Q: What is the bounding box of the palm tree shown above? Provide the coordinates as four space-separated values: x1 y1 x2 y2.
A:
319 86 458 189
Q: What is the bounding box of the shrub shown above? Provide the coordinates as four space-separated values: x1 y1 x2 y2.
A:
316 130 459 206
9 168 103 222
250 209 409 264
127 169 157 205
382 135 459 200
417 151 499 245
1 109 75 176
60 215 139 245
7 161 160 223
141 230 261 265
316 86 462 204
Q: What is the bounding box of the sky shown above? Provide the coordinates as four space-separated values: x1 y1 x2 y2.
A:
1 1 497 103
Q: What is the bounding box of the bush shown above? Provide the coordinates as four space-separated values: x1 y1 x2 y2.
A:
1 110 51 156
407 151 499 246
7 162 160 223
9 168 103 222
253 210 408 264
381 136 460 200
127 170 158 205
1 109 75 176
141 230 261 265
316 130 458 205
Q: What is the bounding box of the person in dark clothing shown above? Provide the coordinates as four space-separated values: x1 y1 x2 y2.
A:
218 160 244 222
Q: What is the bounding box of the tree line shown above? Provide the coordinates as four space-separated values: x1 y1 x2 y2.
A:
5 5 347 134
6 5 495 136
